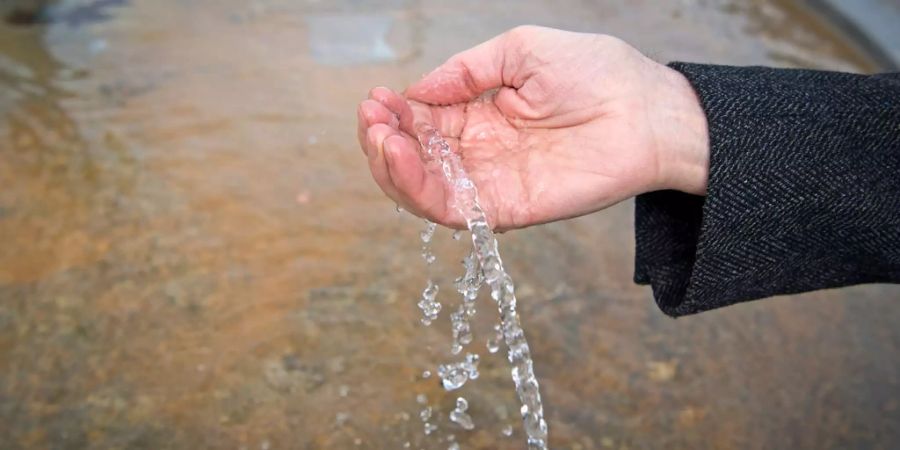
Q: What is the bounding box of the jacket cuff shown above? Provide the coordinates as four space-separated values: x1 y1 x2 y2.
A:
634 62 900 317
633 190 705 316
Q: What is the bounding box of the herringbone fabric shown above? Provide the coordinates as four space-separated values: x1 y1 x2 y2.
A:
634 63 900 317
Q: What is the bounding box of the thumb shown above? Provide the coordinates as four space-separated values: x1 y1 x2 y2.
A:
406 29 523 105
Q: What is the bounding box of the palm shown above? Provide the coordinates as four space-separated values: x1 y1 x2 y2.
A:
405 95 654 229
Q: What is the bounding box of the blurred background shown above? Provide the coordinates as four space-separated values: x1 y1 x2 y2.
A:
1 0 898 449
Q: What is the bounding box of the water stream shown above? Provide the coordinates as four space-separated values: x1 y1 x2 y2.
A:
414 124 549 449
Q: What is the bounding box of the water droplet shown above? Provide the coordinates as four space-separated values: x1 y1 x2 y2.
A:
422 248 436 264
437 353 479 391
449 307 472 354
438 365 468 391
449 396 474 430
420 221 437 243
417 280 441 325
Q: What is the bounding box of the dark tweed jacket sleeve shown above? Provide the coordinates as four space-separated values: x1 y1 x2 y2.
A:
634 63 900 317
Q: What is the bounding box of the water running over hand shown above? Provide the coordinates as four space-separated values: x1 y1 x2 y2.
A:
415 124 549 450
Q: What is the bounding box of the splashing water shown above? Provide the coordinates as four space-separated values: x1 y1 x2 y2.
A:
416 220 441 325
450 397 475 430
419 403 438 435
415 124 550 450
437 353 479 391
418 280 441 326
421 221 437 264
449 251 481 354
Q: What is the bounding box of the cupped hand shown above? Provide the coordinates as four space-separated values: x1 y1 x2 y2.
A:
357 26 709 230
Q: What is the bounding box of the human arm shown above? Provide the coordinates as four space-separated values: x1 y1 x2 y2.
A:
356 26 900 316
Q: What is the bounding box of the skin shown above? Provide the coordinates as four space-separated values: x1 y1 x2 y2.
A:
357 26 710 231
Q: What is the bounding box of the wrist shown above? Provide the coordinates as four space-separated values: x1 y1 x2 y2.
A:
651 64 710 195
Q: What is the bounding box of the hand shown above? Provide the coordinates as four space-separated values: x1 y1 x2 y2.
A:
357 26 709 230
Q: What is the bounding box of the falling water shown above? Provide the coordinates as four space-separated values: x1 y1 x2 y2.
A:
414 124 549 450
417 221 441 326
449 397 475 430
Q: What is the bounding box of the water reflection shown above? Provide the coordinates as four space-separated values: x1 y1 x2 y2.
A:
306 14 412 65
0 1 897 449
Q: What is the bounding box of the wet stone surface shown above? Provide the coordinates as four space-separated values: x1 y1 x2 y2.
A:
0 0 898 449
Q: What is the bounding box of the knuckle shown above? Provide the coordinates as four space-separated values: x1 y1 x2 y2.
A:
505 25 541 41
594 34 629 52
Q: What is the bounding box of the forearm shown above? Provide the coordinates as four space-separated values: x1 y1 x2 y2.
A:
635 63 900 316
